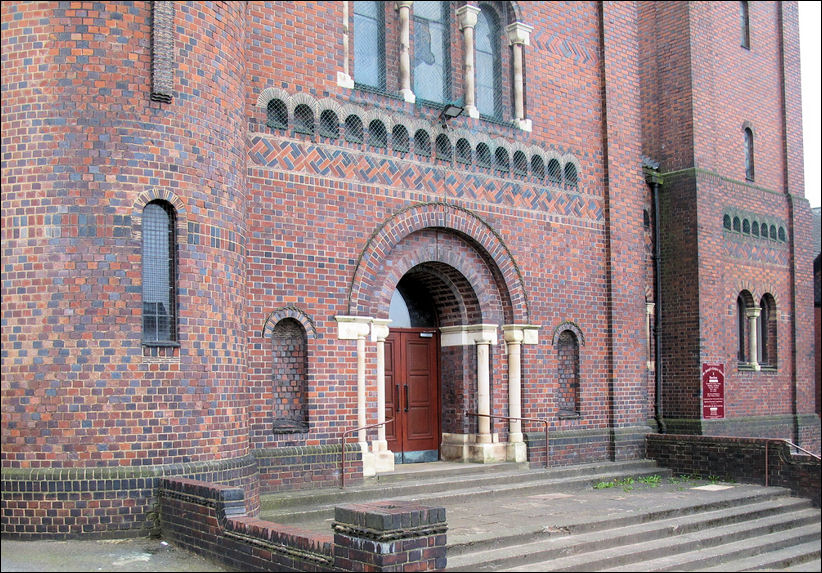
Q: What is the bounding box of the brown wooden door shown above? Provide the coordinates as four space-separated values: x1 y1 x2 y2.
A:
384 328 439 463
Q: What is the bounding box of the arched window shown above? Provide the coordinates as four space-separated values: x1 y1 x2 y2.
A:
495 147 510 173
737 295 747 362
266 99 287 130
413 1 451 104
353 1 385 90
475 5 501 118
456 138 472 164
513 150 528 176
751 220 759 236
733 216 741 232
740 1 750 49
769 224 777 240
724 214 732 230
319 110 340 139
392 124 410 152
758 294 776 367
271 318 309 433
778 227 786 242
531 155 545 180
742 219 750 234
744 127 755 181
547 159 562 185
435 133 452 161
142 200 176 343
414 129 431 156
345 115 364 143
476 143 492 168
368 120 388 148
564 163 578 189
294 104 314 135
557 330 580 416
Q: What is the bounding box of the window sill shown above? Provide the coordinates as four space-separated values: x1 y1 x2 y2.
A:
142 341 180 348
558 410 581 420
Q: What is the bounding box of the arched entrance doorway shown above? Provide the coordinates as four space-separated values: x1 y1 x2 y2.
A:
384 262 485 463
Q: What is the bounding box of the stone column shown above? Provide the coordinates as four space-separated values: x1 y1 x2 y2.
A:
476 334 493 443
746 306 761 371
336 315 376 476
396 1 415 103
338 1 355 88
502 325 539 463
457 5 481 119
371 318 394 473
506 22 533 132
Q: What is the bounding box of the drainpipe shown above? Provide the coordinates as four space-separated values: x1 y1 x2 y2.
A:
645 165 666 434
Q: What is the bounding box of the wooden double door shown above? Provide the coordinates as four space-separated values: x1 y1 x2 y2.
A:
384 328 440 463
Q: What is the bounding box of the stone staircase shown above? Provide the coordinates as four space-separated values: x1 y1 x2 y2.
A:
258 460 821 572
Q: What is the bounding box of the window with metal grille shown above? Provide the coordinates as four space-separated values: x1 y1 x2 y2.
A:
267 99 287 130
769 225 776 240
435 134 452 161
456 138 472 164
475 5 502 119
294 104 315 135
742 219 750 234
547 159 561 185
759 221 767 238
531 155 545 180
495 147 509 173
476 143 492 168
345 115 364 143
392 124 410 152
751 220 759 236
724 215 733 230
414 129 431 157
142 200 176 343
778 227 786 242
354 1 386 90
413 1 451 104
737 295 746 361
368 119 387 148
513 150 528 176
564 162 578 189
319 110 340 138
733 217 741 232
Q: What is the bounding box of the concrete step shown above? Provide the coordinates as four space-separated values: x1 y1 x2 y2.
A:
445 494 814 571
259 459 668 524
494 508 820 572
696 540 822 572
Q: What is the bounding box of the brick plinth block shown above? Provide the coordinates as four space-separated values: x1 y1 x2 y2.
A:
333 501 447 571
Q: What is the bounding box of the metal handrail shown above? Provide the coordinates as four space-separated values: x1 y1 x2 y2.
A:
340 418 394 489
765 438 821 487
465 411 550 469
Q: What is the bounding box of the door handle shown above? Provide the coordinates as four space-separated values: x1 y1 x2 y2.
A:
404 384 409 412
395 384 400 412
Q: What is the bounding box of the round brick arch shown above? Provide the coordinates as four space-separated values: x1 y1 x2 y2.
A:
347 202 530 324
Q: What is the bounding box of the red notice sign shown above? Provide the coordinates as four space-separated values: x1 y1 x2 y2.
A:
702 363 725 419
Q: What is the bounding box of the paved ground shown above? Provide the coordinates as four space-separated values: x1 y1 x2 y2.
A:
0 471 813 572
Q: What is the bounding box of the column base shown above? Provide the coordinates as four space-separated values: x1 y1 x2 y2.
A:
360 442 376 477
400 88 416 103
514 118 532 132
441 433 507 463
371 440 395 473
506 441 527 463
465 104 480 119
337 71 354 89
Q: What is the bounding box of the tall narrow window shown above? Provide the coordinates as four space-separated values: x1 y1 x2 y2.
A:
475 6 501 118
413 1 450 104
737 295 746 362
759 294 777 367
142 201 176 343
354 1 385 90
557 330 580 416
744 127 755 181
740 1 750 49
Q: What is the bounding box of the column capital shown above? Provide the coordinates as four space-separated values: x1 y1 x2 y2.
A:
646 302 656 315
457 5 481 29
335 315 373 339
502 324 540 345
745 307 761 319
395 1 413 11
371 318 391 342
440 324 498 347
506 22 533 46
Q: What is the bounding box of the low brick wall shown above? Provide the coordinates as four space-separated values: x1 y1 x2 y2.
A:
254 443 363 493
158 477 447 572
646 434 821 506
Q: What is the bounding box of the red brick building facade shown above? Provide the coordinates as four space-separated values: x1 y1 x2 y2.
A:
2 1 818 538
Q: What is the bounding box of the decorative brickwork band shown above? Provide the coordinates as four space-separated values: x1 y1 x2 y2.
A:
151 1 175 103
